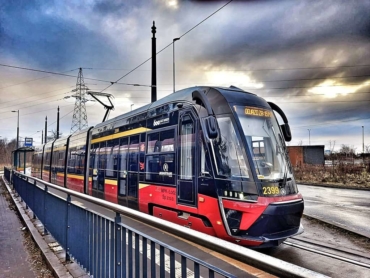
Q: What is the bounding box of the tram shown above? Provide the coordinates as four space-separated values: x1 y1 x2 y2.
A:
31 86 304 248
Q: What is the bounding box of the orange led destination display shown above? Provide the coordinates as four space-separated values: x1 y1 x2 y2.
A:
245 107 272 118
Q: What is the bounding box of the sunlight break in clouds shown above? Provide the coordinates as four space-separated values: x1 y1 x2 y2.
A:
308 80 370 98
205 71 264 89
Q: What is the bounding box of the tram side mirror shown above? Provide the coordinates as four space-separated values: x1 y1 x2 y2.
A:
205 116 219 139
281 124 292 142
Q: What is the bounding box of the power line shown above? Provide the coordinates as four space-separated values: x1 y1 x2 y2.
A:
2 85 367 115
86 64 370 72
0 98 66 115
48 108 74 129
261 92 370 98
293 116 370 129
0 68 78 90
0 63 152 87
87 82 370 91
271 99 370 104
0 104 74 121
0 88 73 109
99 0 234 93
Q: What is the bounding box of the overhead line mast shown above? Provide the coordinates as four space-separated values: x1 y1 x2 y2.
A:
70 68 89 134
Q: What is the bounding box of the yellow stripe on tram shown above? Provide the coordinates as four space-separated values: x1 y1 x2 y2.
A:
91 127 151 144
67 174 84 180
139 183 150 190
105 179 117 186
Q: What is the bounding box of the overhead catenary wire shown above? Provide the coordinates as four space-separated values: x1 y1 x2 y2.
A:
98 0 234 93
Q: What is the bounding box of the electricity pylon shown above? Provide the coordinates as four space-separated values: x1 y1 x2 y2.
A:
70 68 89 134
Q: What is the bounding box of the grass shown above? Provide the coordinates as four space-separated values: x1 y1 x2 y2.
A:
293 162 370 189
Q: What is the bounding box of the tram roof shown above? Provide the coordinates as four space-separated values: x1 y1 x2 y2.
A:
94 85 264 130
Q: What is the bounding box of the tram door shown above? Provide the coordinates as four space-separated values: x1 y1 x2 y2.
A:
91 143 104 199
177 111 198 207
117 136 140 210
118 138 128 207
127 135 139 210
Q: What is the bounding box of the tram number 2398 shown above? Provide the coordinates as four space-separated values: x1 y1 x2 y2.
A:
262 186 280 195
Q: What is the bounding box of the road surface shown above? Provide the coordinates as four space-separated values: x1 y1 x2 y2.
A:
298 184 370 238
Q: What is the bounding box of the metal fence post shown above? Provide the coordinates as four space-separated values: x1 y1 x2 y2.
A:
33 180 37 219
25 177 28 210
115 212 122 277
43 185 49 235
66 194 71 262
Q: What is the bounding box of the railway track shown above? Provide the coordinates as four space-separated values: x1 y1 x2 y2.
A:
284 237 370 269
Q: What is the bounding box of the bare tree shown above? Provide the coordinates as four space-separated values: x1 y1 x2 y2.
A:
46 129 63 142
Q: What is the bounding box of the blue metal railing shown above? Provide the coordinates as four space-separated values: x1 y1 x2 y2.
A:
10 172 236 278
4 167 11 183
6 170 326 278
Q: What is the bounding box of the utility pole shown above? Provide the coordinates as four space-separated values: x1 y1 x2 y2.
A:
57 106 60 139
363 126 365 163
11 110 19 149
307 129 311 145
151 21 157 103
41 130 43 144
173 38 180 93
45 116 47 143
70 68 89 134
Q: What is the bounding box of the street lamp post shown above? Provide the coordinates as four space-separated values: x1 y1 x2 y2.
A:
173 38 180 93
11 110 19 169
362 126 364 163
307 129 311 145
11 110 19 149
37 130 43 144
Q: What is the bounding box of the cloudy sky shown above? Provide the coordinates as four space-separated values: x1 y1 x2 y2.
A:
0 0 369 152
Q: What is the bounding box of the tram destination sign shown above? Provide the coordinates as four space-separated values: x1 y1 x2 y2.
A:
245 107 272 118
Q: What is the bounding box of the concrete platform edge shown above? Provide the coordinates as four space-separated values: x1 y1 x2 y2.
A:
2 176 74 278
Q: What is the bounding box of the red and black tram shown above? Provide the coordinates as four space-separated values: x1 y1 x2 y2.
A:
32 86 304 248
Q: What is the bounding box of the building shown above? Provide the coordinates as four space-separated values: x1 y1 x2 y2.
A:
287 145 325 166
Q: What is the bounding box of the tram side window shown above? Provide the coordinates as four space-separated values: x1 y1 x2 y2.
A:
90 145 98 189
44 149 51 171
213 117 250 179
58 151 65 173
200 131 211 176
118 138 129 196
105 139 118 178
180 116 194 180
67 148 76 174
146 129 175 185
98 143 107 173
89 144 98 176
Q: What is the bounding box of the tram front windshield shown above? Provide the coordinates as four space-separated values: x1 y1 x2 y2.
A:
235 106 292 181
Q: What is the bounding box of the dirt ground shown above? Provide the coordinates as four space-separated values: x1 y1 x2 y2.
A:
0 179 54 278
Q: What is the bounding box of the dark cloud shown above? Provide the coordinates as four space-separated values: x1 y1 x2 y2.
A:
0 0 369 150
0 1 120 70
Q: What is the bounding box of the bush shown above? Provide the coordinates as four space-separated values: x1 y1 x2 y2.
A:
293 163 370 188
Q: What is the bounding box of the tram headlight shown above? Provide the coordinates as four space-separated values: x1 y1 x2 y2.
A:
224 209 242 231
223 190 245 200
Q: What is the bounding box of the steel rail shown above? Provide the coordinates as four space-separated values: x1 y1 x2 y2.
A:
16 171 327 278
